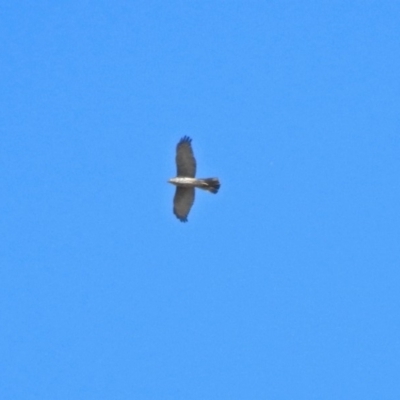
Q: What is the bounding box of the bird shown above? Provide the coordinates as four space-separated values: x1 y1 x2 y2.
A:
168 136 220 222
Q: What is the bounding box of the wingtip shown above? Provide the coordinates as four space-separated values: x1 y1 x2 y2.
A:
179 135 192 144
173 210 189 222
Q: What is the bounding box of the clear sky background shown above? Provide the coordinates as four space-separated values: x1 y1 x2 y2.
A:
1 2 399 399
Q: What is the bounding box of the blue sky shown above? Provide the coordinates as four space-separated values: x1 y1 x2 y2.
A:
1 2 400 399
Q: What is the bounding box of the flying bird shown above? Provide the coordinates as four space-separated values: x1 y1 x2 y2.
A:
168 136 220 222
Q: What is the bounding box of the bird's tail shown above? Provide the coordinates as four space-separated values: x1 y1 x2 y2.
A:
198 178 221 194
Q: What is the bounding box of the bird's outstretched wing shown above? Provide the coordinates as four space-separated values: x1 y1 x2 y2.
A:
173 187 195 222
176 136 196 177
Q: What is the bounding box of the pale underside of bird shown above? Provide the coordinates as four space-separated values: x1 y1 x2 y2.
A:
168 136 220 222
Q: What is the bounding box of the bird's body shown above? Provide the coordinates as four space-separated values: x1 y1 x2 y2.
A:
168 177 220 193
168 136 220 222
168 177 199 186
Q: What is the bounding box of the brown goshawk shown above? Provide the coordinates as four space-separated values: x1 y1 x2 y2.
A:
168 136 220 222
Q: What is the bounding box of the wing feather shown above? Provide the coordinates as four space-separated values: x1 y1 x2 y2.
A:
176 136 196 177
173 187 195 222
